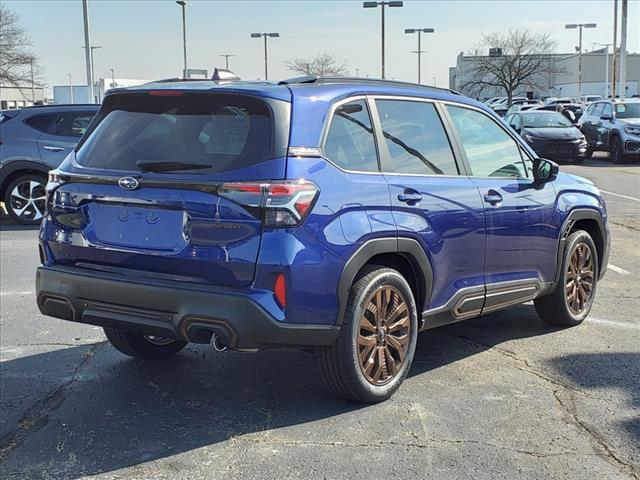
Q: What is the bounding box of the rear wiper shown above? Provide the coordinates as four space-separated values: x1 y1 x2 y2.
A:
136 161 210 173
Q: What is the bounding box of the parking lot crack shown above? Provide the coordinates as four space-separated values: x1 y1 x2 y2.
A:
443 333 607 401
552 389 639 479
0 342 104 461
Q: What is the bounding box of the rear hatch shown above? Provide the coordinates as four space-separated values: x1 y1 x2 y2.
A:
44 89 292 287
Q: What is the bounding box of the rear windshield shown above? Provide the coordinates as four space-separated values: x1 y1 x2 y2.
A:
76 92 290 173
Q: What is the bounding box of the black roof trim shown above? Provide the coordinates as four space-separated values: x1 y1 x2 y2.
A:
278 75 461 95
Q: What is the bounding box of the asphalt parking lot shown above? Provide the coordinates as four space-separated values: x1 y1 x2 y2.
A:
1 156 639 480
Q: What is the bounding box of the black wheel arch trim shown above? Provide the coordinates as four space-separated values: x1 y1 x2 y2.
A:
0 160 50 196
553 208 608 287
336 237 433 326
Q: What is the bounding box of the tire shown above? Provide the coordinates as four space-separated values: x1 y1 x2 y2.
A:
572 156 586 165
534 230 598 327
610 135 624 164
3 174 47 225
315 266 418 403
104 328 187 360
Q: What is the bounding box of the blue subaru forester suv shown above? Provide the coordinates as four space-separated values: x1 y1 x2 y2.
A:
36 76 610 403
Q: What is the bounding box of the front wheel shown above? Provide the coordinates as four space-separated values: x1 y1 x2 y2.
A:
610 136 624 164
104 328 187 360
534 230 598 327
315 266 418 403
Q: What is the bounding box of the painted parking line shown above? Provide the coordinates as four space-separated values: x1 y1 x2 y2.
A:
600 190 640 203
608 264 632 276
0 291 34 296
589 317 640 330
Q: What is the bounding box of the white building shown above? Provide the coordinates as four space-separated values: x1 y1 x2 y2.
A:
449 49 639 100
0 84 46 110
53 77 152 104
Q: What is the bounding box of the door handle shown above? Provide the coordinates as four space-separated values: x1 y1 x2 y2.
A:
398 192 423 204
43 146 65 152
483 191 503 206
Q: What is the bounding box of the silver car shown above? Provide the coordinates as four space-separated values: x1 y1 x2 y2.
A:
577 99 640 163
0 104 98 224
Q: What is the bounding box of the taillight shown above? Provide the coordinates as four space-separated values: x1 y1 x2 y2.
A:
46 171 66 210
218 180 319 227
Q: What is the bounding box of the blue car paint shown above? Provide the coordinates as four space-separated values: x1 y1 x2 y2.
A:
40 80 609 330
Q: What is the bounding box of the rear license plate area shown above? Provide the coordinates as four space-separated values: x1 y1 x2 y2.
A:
89 204 186 251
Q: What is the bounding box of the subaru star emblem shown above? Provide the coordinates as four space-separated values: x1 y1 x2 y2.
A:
118 177 139 190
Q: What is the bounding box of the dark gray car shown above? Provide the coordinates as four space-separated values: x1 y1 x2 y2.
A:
0 104 98 224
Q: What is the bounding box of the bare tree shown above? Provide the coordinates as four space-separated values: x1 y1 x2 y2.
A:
285 53 348 77
461 30 564 106
0 4 42 89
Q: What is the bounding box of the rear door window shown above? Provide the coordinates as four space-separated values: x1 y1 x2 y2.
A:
323 99 379 172
76 93 289 174
52 111 95 137
375 99 459 175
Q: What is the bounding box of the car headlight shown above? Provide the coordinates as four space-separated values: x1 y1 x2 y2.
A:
624 126 640 135
524 134 542 142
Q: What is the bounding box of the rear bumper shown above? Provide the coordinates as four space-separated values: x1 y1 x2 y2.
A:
36 266 339 349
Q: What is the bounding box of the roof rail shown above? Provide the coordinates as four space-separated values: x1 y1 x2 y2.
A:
23 103 98 108
278 75 460 95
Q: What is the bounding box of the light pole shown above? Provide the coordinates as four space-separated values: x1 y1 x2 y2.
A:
363 1 404 79
430 76 436 87
82 45 102 102
404 27 434 84
219 54 235 70
251 33 279 80
67 73 74 104
82 0 94 103
565 22 597 99
109 68 116 88
176 1 188 77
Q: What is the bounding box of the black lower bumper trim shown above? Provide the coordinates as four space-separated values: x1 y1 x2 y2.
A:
36 266 339 349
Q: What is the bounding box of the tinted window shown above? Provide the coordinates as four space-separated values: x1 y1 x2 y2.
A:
324 99 378 172
25 113 57 133
447 105 527 178
376 100 458 175
76 93 288 174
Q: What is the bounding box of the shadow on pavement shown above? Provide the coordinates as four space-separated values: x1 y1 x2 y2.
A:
551 352 640 445
0 218 40 232
0 304 632 478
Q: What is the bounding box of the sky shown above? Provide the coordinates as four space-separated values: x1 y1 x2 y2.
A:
6 0 640 94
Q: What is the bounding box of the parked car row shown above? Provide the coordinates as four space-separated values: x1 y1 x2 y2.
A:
505 98 640 164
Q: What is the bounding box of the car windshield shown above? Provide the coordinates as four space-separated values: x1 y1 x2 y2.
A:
615 103 640 119
522 113 573 128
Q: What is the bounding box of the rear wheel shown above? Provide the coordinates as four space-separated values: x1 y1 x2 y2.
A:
534 230 598 327
3 174 47 225
316 266 418 403
104 328 187 360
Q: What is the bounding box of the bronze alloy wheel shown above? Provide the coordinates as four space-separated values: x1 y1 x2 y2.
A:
357 285 411 385
565 242 595 315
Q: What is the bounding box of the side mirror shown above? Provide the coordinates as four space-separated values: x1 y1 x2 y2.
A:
533 158 559 185
509 123 519 133
600 114 612 121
